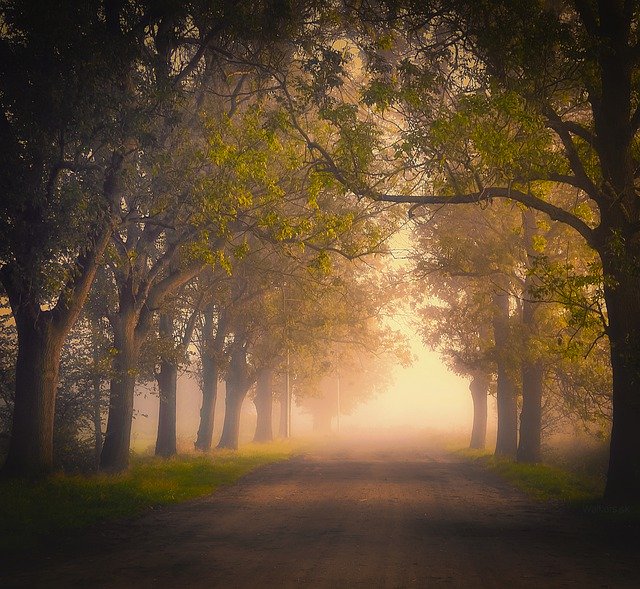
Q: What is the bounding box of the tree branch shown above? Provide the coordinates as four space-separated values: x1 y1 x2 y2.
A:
373 186 597 247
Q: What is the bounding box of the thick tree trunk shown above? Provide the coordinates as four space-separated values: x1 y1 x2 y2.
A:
601 250 640 503
253 369 274 443
517 360 544 463
100 311 141 472
155 313 178 458
517 210 544 463
217 341 250 450
2 316 64 476
217 377 248 450
492 291 518 458
469 371 489 450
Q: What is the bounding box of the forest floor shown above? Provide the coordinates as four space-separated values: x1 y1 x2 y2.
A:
2 435 639 588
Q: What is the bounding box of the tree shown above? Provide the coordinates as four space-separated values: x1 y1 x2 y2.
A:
0 1 145 475
290 1 640 502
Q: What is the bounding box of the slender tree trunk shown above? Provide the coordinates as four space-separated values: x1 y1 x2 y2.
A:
155 313 178 458
93 372 103 469
492 291 518 458
253 368 274 443
602 248 640 503
195 353 218 451
469 370 489 450
195 306 222 451
2 314 64 476
217 341 250 450
100 310 141 472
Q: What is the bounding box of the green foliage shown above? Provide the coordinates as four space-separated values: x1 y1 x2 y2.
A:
0 442 297 555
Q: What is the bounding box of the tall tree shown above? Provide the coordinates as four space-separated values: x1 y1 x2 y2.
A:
293 1 640 502
0 1 143 475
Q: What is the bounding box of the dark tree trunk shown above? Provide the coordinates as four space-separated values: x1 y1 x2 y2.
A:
601 246 640 503
155 313 178 458
517 210 544 463
2 314 64 476
492 291 518 458
517 360 544 463
195 306 223 451
217 341 250 450
100 310 141 472
93 372 103 469
469 370 489 450
253 368 274 443
195 353 218 451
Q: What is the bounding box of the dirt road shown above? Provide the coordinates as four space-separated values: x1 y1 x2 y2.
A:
2 438 639 588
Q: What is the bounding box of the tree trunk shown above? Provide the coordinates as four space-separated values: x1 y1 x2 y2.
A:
100 311 141 472
217 341 250 450
195 306 222 451
517 210 544 463
492 291 518 458
469 370 489 450
601 248 640 503
155 313 178 458
2 315 64 476
517 360 544 463
253 369 274 443
217 377 247 450
195 353 218 451
93 372 103 470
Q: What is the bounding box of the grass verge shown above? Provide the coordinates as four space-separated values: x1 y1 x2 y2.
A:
455 448 605 503
0 440 301 555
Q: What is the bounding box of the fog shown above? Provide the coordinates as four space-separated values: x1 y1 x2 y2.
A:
130 326 497 453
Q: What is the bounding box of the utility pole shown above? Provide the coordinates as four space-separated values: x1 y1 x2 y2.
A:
336 369 341 434
282 286 290 438
281 284 302 439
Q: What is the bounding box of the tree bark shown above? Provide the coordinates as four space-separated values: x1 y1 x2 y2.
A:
517 211 544 464
469 370 489 450
195 306 224 451
93 372 103 469
217 340 250 450
253 368 274 443
2 313 64 476
601 246 640 503
517 360 544 463
155 312 178 458
100 309 141 472
492 291 518 458
91 325 104 469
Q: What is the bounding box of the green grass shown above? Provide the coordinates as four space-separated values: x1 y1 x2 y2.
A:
455 447 605 503
0 440 301 555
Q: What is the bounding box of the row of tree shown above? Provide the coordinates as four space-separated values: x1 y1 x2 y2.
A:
2 1 640 505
